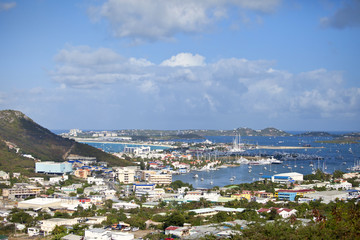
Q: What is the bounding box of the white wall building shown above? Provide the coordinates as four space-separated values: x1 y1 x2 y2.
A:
117 167 136 184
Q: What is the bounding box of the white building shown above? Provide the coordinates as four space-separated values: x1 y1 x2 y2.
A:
303 191 349 204
117 167 136 184
326 181 352 190
40 218 79 234
87 177 105 185
84 228 134 240
113 201 140 210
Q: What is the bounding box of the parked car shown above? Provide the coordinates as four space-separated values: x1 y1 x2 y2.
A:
123 227 131 231
132 227 139 232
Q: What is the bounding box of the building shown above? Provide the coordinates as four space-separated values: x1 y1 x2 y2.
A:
84 228 134 240
141 170 172 185
87 177 105 185
0 171 10 180
326 181 352 190
133 183 155 192
40 218 79 234
189 206 245 217
261 172 303 184
124 146 151 157
257 207 297 218
275 189 316 201
74 169 91 179
17 198 63 209
117 167 136 184
303 190 349 204
35 161 73 174
2 184 41 199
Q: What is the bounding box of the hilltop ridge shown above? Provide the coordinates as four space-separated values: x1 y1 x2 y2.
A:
0 110 132 173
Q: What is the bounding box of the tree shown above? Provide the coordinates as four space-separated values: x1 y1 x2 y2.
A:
164 212 185 229
51 225 67 240
333 170 344 179
10 211 33 224
104 199 113 209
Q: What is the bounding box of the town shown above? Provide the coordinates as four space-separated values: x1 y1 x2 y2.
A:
0 141 359 240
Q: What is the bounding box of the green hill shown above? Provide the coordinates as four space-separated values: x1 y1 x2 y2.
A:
0 110 132 174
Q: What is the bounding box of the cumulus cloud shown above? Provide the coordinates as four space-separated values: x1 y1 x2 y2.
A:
321 0 360 29
0 1 16 12
88 0 282 42
50 45 360 120
161 53 206 67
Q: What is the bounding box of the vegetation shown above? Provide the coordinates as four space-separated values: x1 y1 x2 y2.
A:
0 110 132 174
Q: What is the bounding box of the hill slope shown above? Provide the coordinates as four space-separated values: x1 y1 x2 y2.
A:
0 110 131 171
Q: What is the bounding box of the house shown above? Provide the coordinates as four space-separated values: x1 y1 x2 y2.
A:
87 177 105 185
165 226 192 238
189 206 245 217
257 207 297 218
113 201 140 210
0 171 10 180
40 218 79 234
84 228 134 240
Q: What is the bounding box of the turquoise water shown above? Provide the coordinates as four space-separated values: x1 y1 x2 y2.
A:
81 142 170 153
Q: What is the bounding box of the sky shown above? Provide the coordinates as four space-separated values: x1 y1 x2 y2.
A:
0 0 359 131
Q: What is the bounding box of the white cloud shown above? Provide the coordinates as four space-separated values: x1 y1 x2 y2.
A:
0 2 16 12
161 53 206 67
88 0 282 42
50 45 360 120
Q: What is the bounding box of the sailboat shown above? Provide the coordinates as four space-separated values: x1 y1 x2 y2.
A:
229 134 245 154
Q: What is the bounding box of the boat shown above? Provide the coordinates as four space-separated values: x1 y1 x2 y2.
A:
228 134 246 153
201 178 204 181
248 169 252 173
210 180 213 185
230 177 234 181
193 174 199 178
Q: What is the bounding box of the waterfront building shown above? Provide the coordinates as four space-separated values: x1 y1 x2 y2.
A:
124 146 150 157
261 172 303 184
35 161 72 174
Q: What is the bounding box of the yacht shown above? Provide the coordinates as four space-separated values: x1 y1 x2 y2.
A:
193 174 199 178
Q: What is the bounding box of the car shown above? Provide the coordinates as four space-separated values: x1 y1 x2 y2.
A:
132 227 139 231
123 227 131 231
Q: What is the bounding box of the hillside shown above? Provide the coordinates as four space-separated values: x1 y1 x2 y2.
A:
0 110 132 173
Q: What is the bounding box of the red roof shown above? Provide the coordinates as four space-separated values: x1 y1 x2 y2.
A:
165 226 179 231
257 208 269 213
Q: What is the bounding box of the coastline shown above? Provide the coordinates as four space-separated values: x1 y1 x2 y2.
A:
75 139 174 148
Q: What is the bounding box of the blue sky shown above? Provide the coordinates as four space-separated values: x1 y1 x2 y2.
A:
0 0 359 131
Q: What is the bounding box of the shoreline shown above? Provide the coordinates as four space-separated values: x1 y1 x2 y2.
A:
76 138 324 150
76 139 174 148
